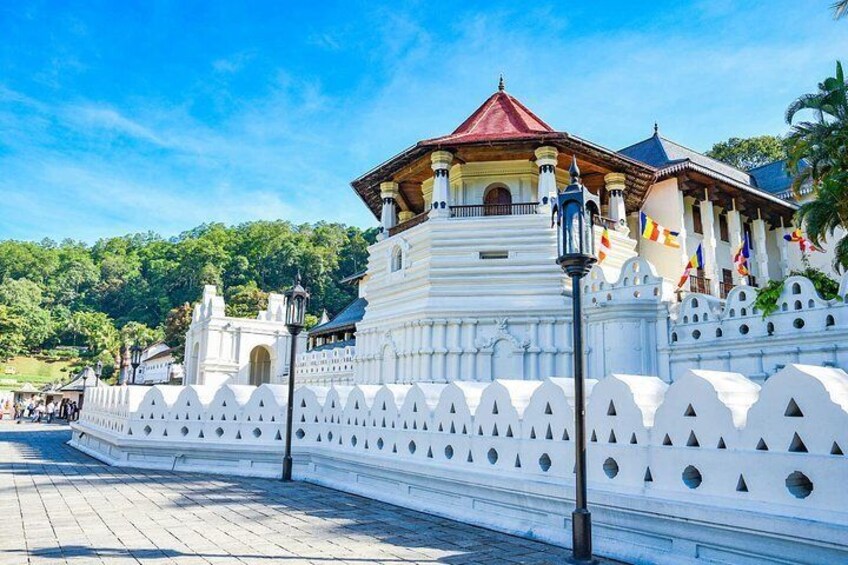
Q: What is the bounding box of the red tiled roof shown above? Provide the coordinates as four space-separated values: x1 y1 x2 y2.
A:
421 90 558 146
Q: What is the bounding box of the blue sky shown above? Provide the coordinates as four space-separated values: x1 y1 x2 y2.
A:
1 1 846 242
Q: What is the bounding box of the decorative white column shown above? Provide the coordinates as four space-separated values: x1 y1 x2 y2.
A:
445 320 461 381
752 212 770 283
778 220 791 277
604 172 627 227
430 150 453 219
699 190 720 297
727 201 746 286
534 146 558 209
675 189 689 269
379 181 399 240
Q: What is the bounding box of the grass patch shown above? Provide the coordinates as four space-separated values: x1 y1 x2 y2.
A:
0 355 79 392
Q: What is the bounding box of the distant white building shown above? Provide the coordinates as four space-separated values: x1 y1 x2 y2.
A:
135 343 183 385
183 286 304 387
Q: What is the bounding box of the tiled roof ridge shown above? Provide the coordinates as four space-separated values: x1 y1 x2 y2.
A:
658 135 752 178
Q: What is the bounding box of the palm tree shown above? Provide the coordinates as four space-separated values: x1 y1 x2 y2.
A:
835 1 848 19
786 62 848 272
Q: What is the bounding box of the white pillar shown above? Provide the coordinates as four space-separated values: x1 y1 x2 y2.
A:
604 172 627 227
699 191 720 297
727 201 746 286
534 146 558 209
430 150 453 219
779 220 791 277
379 181 399 240
752 214 770 284
675 189 689 270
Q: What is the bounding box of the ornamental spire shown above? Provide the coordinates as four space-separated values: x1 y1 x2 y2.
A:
653 122 659 136
498 73 505 92
569 155 581 183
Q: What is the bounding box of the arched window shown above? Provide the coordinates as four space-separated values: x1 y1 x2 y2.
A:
249 346 272 386
391 246 403 272
484 186 512 215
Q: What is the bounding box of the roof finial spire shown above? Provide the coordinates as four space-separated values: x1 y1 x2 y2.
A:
498 73 505 92
569 155 581 183
653 122 659 136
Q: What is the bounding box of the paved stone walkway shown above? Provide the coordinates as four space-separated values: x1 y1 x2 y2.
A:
0 422 581 565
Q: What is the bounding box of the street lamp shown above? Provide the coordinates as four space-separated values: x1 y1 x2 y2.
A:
94 360 103 380
282 273 309 481
130 344 143 384
553 156 600 563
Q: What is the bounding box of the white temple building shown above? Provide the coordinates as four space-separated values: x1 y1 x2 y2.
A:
183 83 846 388
75 83 848 565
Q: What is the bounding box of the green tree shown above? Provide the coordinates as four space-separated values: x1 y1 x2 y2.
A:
225 281 269 318
786 61 848 272
163 303 193 362
705 135 787 171
70 311 119 356
0 306 27 361
0 278 53 350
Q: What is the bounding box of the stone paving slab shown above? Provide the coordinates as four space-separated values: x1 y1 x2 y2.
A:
0 421 621 564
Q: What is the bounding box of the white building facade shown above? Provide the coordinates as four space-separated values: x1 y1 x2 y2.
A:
183 285 304 388
183 85 845 389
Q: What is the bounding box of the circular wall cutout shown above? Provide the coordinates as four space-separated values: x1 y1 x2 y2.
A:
603 457 619 479
682 465 702 489
786 471 813 499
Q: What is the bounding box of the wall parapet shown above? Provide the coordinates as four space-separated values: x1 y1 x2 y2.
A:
72 364 848 564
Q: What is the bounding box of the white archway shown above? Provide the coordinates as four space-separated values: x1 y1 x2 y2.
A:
249 345 273 386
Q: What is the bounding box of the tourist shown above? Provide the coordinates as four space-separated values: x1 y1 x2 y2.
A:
33 402 44 422
46 401 55 423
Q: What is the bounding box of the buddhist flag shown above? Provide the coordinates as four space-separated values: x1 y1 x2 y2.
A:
784 228 822 253
640 212 681 249
733 234 751 276
598 228 611 264
677 244 704 289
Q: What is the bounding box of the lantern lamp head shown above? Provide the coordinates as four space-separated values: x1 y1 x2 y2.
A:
130 344 143 368
94 360 103 378
553 156 600 278
284 272 310 332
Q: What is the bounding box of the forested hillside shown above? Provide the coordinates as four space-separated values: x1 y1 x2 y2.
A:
0 221 377 375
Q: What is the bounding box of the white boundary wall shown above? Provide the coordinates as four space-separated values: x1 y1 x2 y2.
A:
71 364 848 564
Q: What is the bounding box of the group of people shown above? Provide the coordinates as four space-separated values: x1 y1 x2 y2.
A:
11 398 80 423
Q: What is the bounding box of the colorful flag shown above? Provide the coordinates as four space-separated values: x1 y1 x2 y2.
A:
677 244 704 289
733 234 751 276
640 212 681 248
783 228 822 253
598 228 611 264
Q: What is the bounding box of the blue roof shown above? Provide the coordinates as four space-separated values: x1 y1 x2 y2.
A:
309 339 355 352
749 159 809 195
309 297 367 336
619 134 753 185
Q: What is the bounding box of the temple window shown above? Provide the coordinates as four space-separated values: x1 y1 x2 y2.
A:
483 185 512 216
719 212 729 242
391 246 403 272
692 202 703 235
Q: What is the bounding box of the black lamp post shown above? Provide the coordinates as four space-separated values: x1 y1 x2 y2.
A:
94 360 103 380
130 344 143 384
282 273 309 481
553 156 600 563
